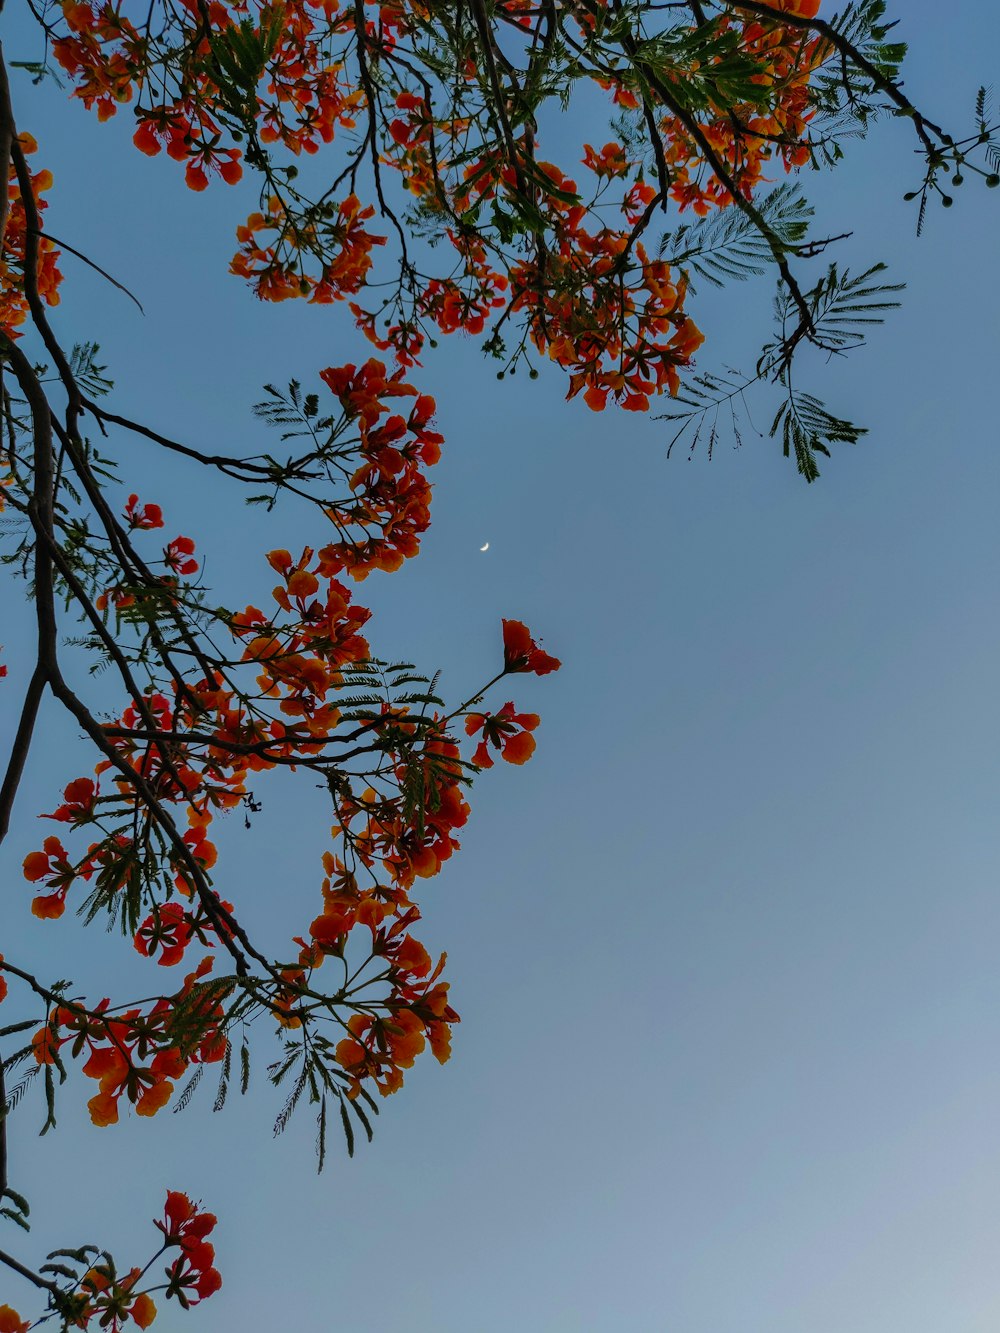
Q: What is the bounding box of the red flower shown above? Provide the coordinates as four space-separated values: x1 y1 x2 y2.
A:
134 902 192 966
133 120 161 156
158 1191 222 1304
124 492 164 529
465 702 540 767
164 535 198 576
159 1190 218 1246
501 619 561 675
23 835 77 918
130 1293 157 1328
44 775 97 824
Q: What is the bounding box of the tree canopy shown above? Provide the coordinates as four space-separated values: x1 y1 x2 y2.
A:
0 0 996 1325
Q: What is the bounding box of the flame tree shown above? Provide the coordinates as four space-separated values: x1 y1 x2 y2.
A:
0 0 996 1325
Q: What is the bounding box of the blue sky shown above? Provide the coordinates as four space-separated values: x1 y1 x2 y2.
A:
2 3 1000 1329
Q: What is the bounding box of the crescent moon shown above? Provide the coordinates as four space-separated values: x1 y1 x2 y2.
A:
480 542 490 552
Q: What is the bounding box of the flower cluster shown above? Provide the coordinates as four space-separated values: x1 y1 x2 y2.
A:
157 1191 222 1306
0 0 870 1324
64 1267 158 1331
19 356 559 1118
317 358 443 576
45 0 832 412
232 193 386 302
32 959 225 1127
0 132 62 336
0 1190 219 1329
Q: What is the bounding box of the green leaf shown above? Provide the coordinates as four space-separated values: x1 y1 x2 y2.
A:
338 1094 355 1158
661 184 813 287
172 1063 205 1114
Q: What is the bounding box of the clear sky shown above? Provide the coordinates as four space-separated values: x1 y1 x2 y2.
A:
2 3 1000 1329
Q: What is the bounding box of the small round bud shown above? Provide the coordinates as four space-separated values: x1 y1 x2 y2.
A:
941 194 953 207
987 174 1000 188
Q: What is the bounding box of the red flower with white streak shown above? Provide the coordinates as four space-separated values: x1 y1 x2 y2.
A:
124 492 164 529
164 536 198 576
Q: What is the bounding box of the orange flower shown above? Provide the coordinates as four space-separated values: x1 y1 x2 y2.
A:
335 1036 367 1068
44 775 97 823
501 619 561 675
136 1079 174 1117
465 702 540 767
427 1019 452 1063
129 1292 157 1328
24 834 76 918
383 1009 425 1068
83 1045 130 1124
23 836 67 881
30 892 66 919
157 1191 221 1302
134 902 193 966
0 1307 30 1333
87 1088 121 1127
133 120 161 156
390 934 431 979
582 141 630 179
502 729 536 765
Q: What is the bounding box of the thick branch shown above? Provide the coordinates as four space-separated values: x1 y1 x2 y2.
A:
0 665 47 843
0 1244 60 1295
0 44 13 254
